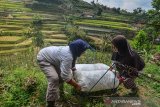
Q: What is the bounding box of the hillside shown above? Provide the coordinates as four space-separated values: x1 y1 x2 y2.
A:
0 0 138 55
0 0 160 107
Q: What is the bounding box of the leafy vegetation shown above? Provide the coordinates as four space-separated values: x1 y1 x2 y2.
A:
0 68 47 107
0 0 160 106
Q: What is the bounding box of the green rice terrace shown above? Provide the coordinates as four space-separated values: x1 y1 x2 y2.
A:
0 0 160 107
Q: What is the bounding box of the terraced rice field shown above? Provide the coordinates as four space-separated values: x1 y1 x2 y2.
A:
0 36 22 41
79 25 120 34
0 0 68 55
0 0 132 55
45 34 67 39
102 12 132 21
0 0 31 12
75 19 135 32
0 25 24 30
0 36 25 44
0 48 29 55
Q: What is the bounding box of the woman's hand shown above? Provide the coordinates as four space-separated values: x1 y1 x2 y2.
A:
75 84 81 91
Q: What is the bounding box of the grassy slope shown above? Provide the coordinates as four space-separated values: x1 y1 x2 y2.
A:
0 0 160 107
0 51 160 107
75 19 135 31
0 0 68 53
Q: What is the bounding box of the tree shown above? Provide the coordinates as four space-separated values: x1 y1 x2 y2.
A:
144 27 158 46
133 7 147 23
116 7 121 14
0 5 9 17
96 7 103 16
24 15 44 49
133 8 144 15
133 30 151 52
147 0 160 31
91 0 95 6
31 15 44 48
120 9 128 14
111 7 121 14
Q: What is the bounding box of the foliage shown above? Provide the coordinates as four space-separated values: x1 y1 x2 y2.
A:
143 62 160 81
132 30 151 52
64 24 93 43
96 7 103 16
132 28 158 61
24 15 44 48
156 45 160 52
0 68 47 107
144 27 158 44
133 8 148 23
147 0 160 31
1 0 160 106
0 5 9 17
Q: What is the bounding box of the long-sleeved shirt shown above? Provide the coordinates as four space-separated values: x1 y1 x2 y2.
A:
37 46 73 82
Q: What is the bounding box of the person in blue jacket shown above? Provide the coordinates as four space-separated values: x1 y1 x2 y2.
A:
37 39 94 107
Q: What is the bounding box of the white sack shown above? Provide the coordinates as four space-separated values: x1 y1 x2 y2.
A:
74 64 119 92
75 63 109 71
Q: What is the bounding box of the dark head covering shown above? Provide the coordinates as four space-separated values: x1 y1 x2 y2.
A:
69 39 95 67
111 35 145 74
69 39 94 58
111 35 133 56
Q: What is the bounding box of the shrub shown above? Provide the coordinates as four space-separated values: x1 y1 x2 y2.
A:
64 24 94 45
132 30 150 52
0 68 47 107
23 15 44 48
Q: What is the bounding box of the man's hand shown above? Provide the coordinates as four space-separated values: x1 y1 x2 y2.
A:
66 79 81 91
72 67 77 71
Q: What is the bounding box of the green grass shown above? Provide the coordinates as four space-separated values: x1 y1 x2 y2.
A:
0 67 47 107
156 45 160 52
0 47 160 107
42 26 63 31
0 30 24 36
0 0 159 106
75 19 135 31
101 12 133 22
0 6 31 12
43 24 63 29
0 43 31 50
13 15 33 19
0 21 29 25
0 19 31 24
44 39 68 44
0 36 22 41
0 36 26 44
0 25 24 30
0 48 29 55
76 19 129 27
0 38 32 50
143 63 160 81
45 34 67 39
0 0 32 12
42 30 62 35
